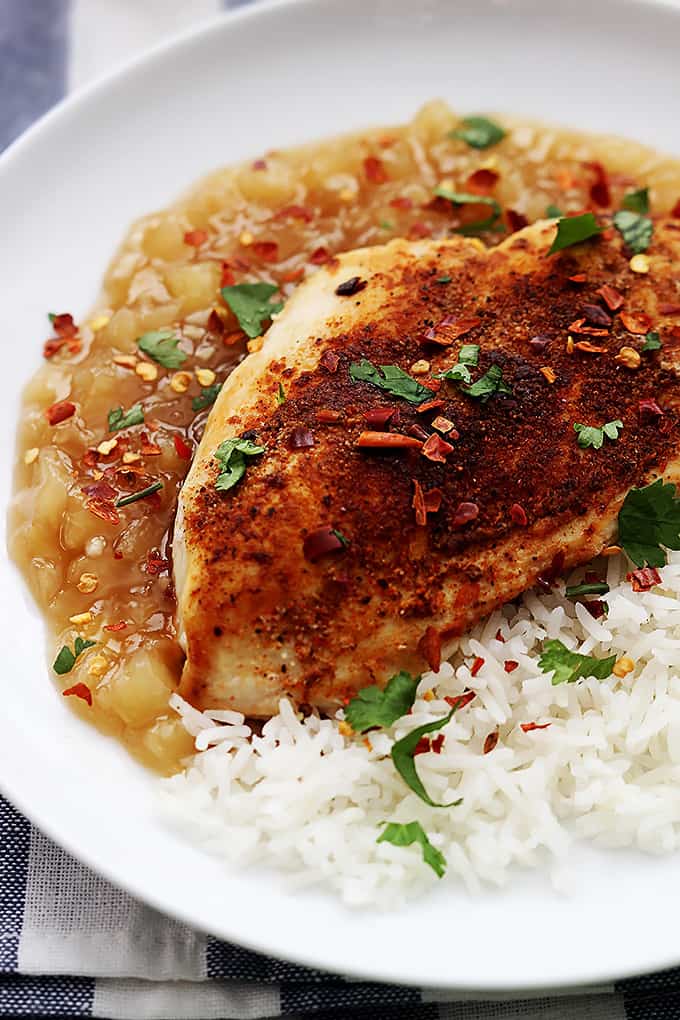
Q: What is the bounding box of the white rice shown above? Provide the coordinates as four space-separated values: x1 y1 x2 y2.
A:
159 550 680 907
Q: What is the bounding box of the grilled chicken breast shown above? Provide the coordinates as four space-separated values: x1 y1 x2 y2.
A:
174 219 680 715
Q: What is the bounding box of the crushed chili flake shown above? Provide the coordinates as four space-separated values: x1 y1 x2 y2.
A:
414 736 431 756
504 660 519 673
316 409 344 424
452 501 479 528
672 198 680 218
103 621 127 632
430 733 445 754
303 526 346 562
629 566 662 592
356 430 422 450
45 400 76 426
184 229 208 247
568 319 609 338
408 423 430 442
408 221 432 239
363 155 388 184
638 398 664 423
470 656 485 677
320 350 340 373
252 240 279 262
145 551 170 575
445 690 476 710
290 427 315 449
62 683 93 706
309 246 331 265
363 407 396 429
276 204 313 222
529 334 551 352
82 480 118 501
418 625 442 672
510 502 528 526
86 498 120 526
495 628 505 643
416 398 446 414
431 416 457 437
389 195 413 210
585 599 608 619
207 309 225 336
659 303 680 315
596 284 625 311
220 262 236 287
423 315 480 346
620 311 653 335
568 273 587 284
466 168 499 194
335 276 367 297
173 434 192 460
422 433 454 463
252 158 267 170
581 303 612 327
505 209 528 232
520 722 551 733
483 731 499 754
585 161 611 207
574 341 607 354
536 550 566 592
140 433 162 456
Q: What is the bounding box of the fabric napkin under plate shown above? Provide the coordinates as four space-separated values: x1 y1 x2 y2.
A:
4 1 680 1017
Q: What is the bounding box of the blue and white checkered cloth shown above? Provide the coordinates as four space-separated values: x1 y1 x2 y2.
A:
5 1 680 1016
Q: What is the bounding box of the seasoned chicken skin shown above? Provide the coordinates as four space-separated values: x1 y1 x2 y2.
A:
174 220 680 715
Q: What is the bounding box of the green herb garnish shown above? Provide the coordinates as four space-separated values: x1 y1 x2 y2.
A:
214 436 265 492
115 481 163 508
435 275 452 284
53 636 96 676
565 581 610 598
437 344 480 385
276 382 286 405
48 312 57 323
136 329 186 369
221 282 283 339
618 478 680 567
192 382 222 412
349 359 432 404
433 188 502 235
613 209 653 254
450 116 506 149
379 219 394 230
545 204 563 219
391 708 464 807
462 363 512 401
331 528 349 547
573 419 623 450
538 639 616 686
377 821 446 878
641 331 662 353
548 213 602 255
108 403 144 433
345 671 419 733
622 188 650 214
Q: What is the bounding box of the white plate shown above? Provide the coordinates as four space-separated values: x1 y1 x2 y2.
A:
3 0 680 992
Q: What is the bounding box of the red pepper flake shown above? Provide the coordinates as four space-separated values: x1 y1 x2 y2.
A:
319 350 339 374
672 199 680 219
536 550 566 592
316 409 344 424
335 276 367 297
575 340 608 354
103 621 127 632
620 311 653 335
356 430 422 451
309 246 331 265
568 318 610 337
585 599 608 619
45 400 76 426
389 195 413 211
408 221 432 240
408 423 430 442
452 501 479 528
173 434 192 460
430 733 445 754
207 309 225 336
52 313 78 336
423 315 481 346
363 155 388 184
495 629 505 643
416 398 446 414
596 284 625 311
629 566 662 592
422 433 454 463
470 657 485 678
303 526 346 562
413 736 430 755
413 479 443 525
82 480 118 501
145 551 170 575
585 161 611 207
510 502 528 526
638 398 665 424
483 731 499 754
466 168 499 194
505 209 528 232
276 204 313 222
504 660 519 673
418 625 442 672
220 262 236 287
280 267 305 284
252 158 267 170
364 407 395 429
568 273 587 284
290 427 315 449
529 335 551 353
184 229 208 247
431 416 458 438
581 303 612 327
86 499 120 526
140 432 162 456
252 241 279 262
520 721 551 733
62 683 92 707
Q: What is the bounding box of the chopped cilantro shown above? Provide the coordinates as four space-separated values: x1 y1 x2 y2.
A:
459 344 480 366
545 204 563 218
379 219 394 230
377 821 446 878
108 403 144 433
221 282 283 339
433 187 502 234
548 213 602 255
344 671 419 733
538 639 616 686
573 419 623 450
450 116 506 149
565 581 610 598
331 528 349 548
276 382 286 405
613 209 653 254
437 344 480 385
47 312 57 323
53 636 96 676
136 329 186 369
622 188 650 214
192 382 222 412
462 363 512 401
349 359 432 404
435 275 452 284
618 478 680 567
213 436 265 492
391 707 464 807
642 331 662 353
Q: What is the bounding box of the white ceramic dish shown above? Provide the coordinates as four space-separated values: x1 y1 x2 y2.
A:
3 0 680 992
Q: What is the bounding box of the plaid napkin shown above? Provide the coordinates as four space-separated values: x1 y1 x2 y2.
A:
4 1 680 1016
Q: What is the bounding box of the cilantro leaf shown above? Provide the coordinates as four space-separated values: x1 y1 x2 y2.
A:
437 345 480 385
377 821 446 878
462 363 512 401
642 331 662 353
192 382 222 412
276 382 286 405
545 204 563 218
573 419 623 450
622 188 650 214
53 637 96 676
565 581 610 598
136 329 186 369
214 437 265 492
349 359 432 404
450 116 506 149
108 403 144 433
391 707 465 807
436 275 452 284
548 213 602 255
344 671 420 733
538 639 616 686
459 344 480 366
221 283 283 339
433 187 502 235
618 478 680 567
613 210 653 254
